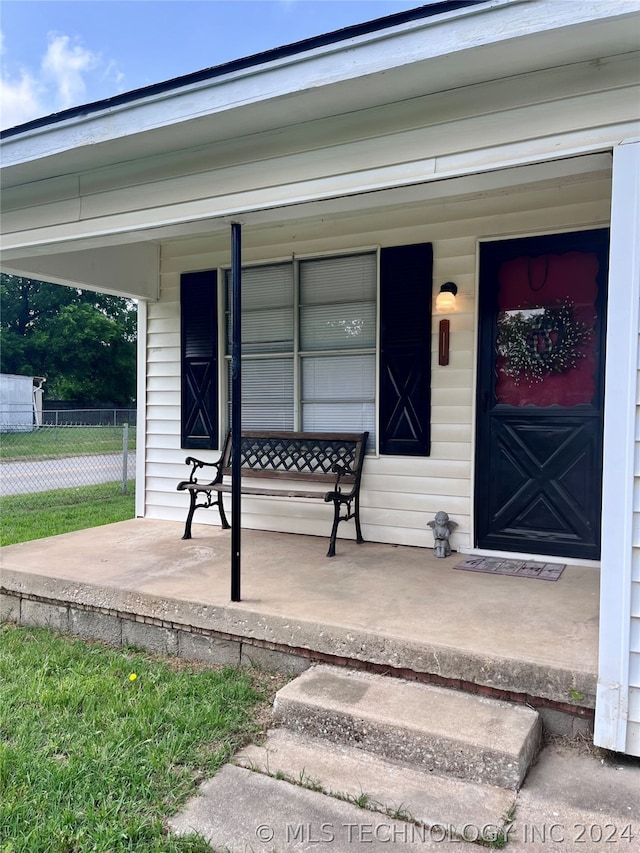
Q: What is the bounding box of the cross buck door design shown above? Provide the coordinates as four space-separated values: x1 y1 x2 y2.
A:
475 229 609 560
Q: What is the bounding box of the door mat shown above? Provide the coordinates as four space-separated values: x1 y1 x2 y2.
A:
453 557 565 581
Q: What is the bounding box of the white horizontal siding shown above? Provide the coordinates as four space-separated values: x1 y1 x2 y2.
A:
631 284 640 750
144 331 179 349
431 368 473 389
369 457 470 478
630 309 640 750
632 576 640 697
627 720 640 756
632 576 640 609
411 443 472 463
628 439 640 721
629 687 640 723
143 167 612 551
430 424 472 443
148 396 180 412
631 614 640 657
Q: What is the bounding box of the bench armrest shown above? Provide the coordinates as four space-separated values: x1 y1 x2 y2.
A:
182 455 223 486
329 461 355 494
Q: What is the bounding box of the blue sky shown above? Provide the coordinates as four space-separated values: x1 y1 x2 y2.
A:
0 0 424 129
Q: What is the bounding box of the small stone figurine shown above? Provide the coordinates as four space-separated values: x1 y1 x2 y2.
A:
427 511 458 558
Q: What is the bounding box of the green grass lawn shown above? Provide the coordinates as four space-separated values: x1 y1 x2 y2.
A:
0 624 282 853
1 436 282 851
0 425 136 461
0 482 136 547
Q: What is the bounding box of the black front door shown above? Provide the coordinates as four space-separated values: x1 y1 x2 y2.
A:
475 229 609 560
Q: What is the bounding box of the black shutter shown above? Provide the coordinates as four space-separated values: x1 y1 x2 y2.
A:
181 271 218 450
379 243 433 455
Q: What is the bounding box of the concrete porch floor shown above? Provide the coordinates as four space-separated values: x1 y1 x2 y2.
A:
0 518 599 724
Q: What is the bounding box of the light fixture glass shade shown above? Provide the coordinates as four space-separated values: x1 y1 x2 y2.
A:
436 283 457 313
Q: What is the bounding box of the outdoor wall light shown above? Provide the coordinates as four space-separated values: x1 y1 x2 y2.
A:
436 283 457 366
435 282 458 313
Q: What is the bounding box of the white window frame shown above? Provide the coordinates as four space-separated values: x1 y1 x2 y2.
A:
222 248 379 444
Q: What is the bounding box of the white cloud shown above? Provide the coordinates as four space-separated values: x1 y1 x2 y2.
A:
0 28 43 128
102 59 125 91
0 29 123 130
0 67 43 129
41 33 99 110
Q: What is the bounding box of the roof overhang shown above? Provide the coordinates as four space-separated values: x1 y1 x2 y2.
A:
1 0 637 187
0 1 636 299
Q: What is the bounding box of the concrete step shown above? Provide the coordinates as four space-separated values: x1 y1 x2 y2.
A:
235 728 516 835
169 763 458 851
273 665 541 790
170 744 640 853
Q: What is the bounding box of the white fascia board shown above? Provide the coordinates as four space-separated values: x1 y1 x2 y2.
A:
1 0 637 174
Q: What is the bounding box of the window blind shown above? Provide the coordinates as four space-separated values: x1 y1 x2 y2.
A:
225 263 293 354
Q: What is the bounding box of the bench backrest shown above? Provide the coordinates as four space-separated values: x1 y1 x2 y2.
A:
220 430 368 484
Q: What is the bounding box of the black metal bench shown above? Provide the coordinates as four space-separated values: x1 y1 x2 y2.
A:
177 430 369 557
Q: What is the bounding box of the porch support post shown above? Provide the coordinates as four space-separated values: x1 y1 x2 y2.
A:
230 222 242 602
595 140 640 753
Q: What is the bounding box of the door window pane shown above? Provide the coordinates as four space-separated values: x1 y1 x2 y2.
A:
495 251 600 407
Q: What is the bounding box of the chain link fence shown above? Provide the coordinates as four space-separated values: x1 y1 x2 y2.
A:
42 408 136 427
0 417 136 497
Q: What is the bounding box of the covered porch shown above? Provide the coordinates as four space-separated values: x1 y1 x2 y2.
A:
0 518 599 734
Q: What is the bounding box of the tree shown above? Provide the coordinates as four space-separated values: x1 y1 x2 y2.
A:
0 275 137 405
